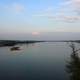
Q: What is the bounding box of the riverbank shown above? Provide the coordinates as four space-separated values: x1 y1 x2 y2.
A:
0 40 45 47
0 40 80 47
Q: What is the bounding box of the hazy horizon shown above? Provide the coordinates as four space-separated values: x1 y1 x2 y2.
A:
0 32 80 40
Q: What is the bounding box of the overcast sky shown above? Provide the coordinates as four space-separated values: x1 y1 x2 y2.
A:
0 0 80 40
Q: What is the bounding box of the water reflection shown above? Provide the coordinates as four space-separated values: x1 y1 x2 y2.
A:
10 43 36 51
9 43 38 56
66 42 80 80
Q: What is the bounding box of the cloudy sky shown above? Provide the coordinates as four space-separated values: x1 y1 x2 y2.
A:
0 0 80 40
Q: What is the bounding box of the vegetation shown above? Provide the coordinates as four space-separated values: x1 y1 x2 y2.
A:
0 40 45 47
0 40 80 47
66 42 80 80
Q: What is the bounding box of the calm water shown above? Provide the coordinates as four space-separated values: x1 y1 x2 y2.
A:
0 42 80 80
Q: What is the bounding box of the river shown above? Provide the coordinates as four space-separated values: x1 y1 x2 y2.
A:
0 42 80 80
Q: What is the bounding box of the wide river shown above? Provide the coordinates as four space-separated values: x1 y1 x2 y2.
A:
0 42 80 80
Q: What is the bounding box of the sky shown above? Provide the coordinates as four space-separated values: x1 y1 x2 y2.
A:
0 0 80 40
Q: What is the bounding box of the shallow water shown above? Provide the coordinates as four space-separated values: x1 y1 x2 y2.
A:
0 42 80 80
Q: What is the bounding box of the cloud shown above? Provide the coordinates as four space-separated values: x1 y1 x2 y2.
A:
13 3 24 13
32 32 40 36
33 1 80 23
62 0 80 14
61 15 80 22
40 0 80 23
54 0 80 22
4 3 25 13
73 0 80 14
33 10 80 23
33 6 55 19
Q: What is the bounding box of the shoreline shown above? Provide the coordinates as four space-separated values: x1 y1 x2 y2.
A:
0 40 80 47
